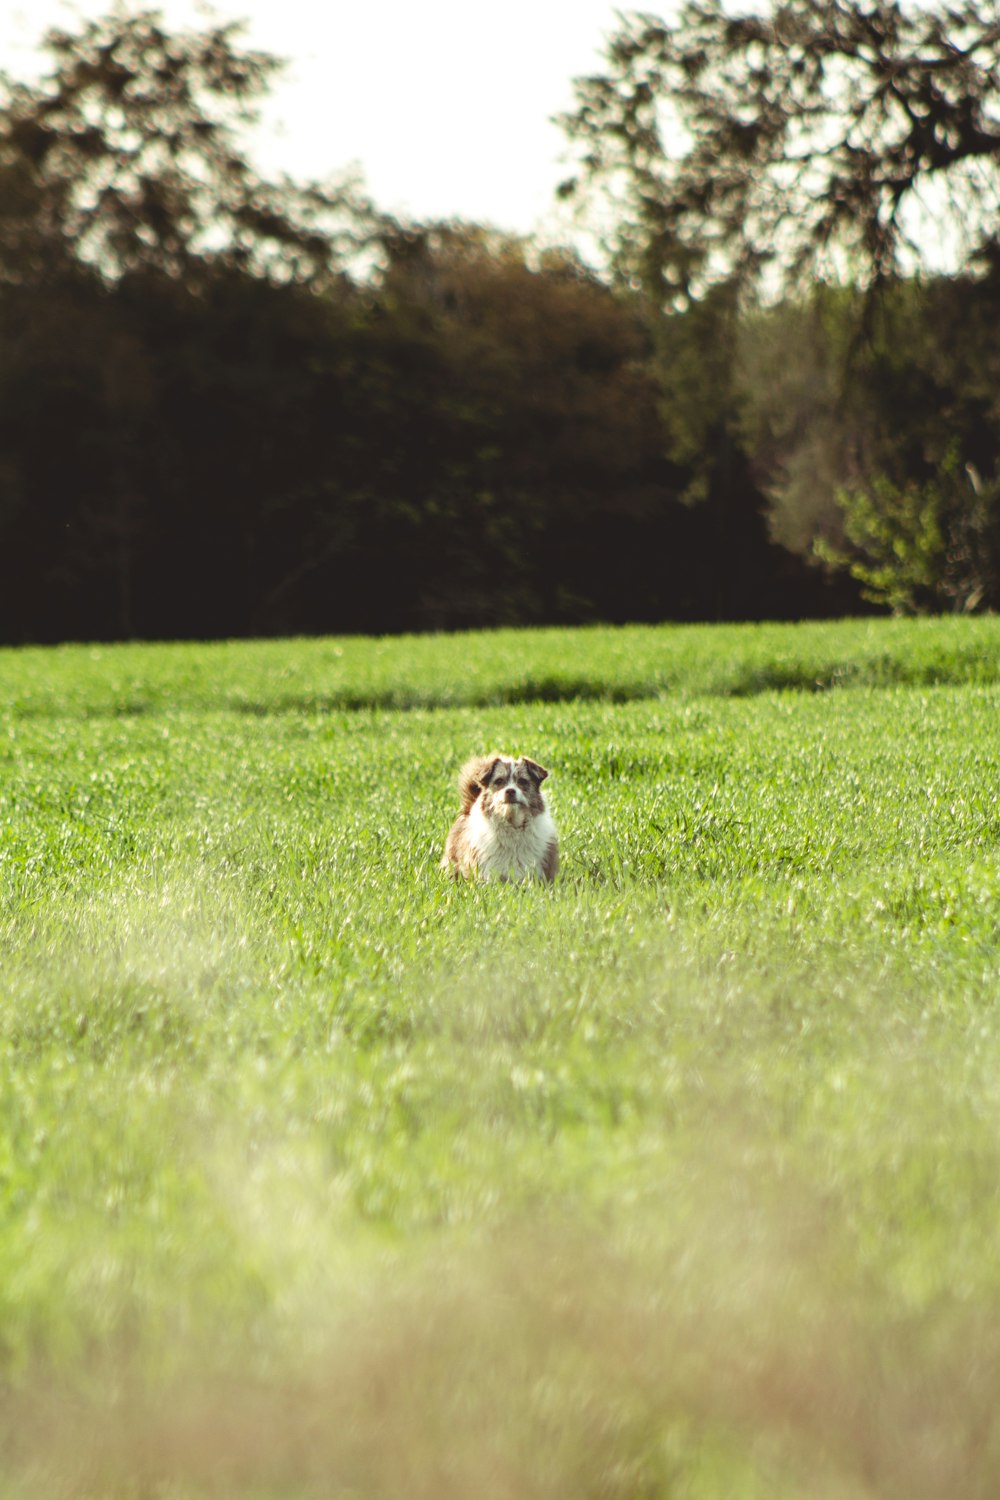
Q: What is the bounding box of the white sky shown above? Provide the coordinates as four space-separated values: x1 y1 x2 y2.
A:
0 0 635 241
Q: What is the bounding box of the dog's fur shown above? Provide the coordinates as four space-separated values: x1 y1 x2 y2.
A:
441 753 558 883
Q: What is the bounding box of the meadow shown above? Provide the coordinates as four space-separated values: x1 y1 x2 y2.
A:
2 616 1000 1498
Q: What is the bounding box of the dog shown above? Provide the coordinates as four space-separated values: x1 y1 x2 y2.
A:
441 753 558 882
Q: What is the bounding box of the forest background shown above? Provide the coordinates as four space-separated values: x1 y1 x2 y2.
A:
1 0 999 645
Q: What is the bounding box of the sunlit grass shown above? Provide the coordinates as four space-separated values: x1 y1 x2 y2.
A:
3 613 1000 716
1 620 1000 1496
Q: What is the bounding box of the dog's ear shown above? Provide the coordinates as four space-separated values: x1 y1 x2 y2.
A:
521 757 549 785
458 754 501 812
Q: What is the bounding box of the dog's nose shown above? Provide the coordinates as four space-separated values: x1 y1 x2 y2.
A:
504 787 519 802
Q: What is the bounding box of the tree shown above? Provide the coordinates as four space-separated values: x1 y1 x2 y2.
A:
317 223 689 631
734 272 1000 609
0 6 377 638
558 0 1000 305
0 7 370 286
818 453 1000 613
0 9 857 642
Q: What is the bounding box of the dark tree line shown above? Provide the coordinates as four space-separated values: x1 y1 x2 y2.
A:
1 4 998 643
2 228 839 642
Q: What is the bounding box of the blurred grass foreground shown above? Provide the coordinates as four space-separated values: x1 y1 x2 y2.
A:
2 617 1000 1498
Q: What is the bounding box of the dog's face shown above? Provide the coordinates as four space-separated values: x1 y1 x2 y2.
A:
476 755 549 830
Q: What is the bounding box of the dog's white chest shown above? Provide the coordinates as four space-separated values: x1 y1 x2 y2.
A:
466 801 556 881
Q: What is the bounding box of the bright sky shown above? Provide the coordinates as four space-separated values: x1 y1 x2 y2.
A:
0 0 636 240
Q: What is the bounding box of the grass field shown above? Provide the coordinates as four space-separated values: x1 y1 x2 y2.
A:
2 617 1000 1498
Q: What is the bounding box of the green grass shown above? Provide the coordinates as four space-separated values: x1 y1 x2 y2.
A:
2 617 1000 1498
5 613 1000 716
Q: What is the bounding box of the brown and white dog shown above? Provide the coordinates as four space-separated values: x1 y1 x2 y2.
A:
441 753 558 883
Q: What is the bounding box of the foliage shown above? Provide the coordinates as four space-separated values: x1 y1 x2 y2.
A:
554 0 1000 617
0 200 820 639
0 7 371 285
735 275 1000 605
559 0 1000 304
823 452 1000 612
736 285 865 555
2 622 1000 1497
5 8 1000 637
822 469 950 613
330 224 687 630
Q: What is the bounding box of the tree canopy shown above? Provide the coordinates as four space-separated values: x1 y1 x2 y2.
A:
2 3 999 638
559 0 1000 303
0 8 371 285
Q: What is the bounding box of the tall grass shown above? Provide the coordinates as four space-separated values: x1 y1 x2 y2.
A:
1 619 1000 1497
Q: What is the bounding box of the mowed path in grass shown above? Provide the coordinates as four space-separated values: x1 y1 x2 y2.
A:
2 618 1000 1499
